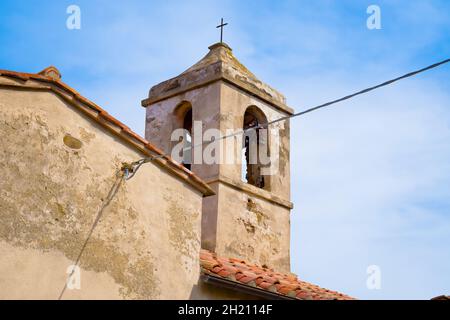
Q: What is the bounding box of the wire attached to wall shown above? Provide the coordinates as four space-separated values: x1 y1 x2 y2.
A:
57 57 449 299
58 170 125 300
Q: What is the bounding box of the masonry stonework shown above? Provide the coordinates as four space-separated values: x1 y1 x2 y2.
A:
144 43 294 272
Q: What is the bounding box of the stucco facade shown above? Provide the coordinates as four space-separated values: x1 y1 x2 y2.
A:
0 71 212 299
144 43 293 272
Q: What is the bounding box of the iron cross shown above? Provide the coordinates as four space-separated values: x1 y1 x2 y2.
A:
216 18 228 43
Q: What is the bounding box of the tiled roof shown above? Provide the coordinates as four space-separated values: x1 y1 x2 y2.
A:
200 249 354 300
431 295 450 300
0 67 214 196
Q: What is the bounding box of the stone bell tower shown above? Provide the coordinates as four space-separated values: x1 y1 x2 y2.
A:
142 42 294 272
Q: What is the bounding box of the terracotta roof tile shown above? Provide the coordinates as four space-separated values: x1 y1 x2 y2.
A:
200 249 355 300
216 268 233 278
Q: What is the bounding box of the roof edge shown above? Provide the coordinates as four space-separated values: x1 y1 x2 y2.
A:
201 272 295 300
200 249 355 300
142 43 294 115
141 74 294 115
205 176 293 209
0 68 215 197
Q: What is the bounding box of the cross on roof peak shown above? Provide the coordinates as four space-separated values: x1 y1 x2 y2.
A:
216 18 228 43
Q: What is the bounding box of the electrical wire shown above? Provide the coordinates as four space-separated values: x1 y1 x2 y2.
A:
123 58 450 179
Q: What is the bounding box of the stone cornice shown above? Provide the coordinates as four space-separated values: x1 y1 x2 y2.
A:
205 175 293 210
141 71 294 115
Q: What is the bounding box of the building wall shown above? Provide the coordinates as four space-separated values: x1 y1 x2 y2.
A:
0 87 204 299
214 82 292 272
218 82 291 201
214 183 291 272
145 81 221 182
145 80 292 273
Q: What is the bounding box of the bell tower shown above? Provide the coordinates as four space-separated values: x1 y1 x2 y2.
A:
142 43 294 272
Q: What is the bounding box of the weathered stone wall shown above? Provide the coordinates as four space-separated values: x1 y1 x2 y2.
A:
213 82 292 272
0 87 204 299
213 183 291 272
145 80 292 273
219 82 291 201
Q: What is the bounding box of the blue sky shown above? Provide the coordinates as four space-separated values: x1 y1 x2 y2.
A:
1 0 449 299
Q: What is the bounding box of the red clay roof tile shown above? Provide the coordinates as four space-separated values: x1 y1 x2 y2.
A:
257 281 274 290
200 249 354 300
238 276 257 285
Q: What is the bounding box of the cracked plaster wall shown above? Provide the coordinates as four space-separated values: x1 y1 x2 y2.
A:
0 87 203 299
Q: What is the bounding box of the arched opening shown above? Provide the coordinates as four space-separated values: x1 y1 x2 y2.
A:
242 106 269 189
182 108 192 170
173 101 193 170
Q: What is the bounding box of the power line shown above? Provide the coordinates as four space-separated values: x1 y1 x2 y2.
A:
268 57 450 126
123 57 450 179
57 57 449 298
